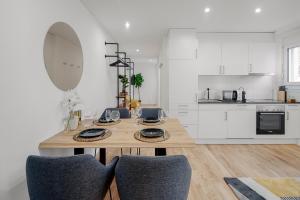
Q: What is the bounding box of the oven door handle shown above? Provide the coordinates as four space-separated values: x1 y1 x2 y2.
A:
258 113 285 115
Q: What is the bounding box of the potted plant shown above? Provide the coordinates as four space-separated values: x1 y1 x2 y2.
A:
118 74 129 96
132 73 144 102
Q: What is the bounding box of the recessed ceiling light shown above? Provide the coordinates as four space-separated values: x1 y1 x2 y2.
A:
136 49 140 52
255 8 262 13
204 7 211 13
125 21 130 29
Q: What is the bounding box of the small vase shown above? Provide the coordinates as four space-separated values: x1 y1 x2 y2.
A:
68 115 79 130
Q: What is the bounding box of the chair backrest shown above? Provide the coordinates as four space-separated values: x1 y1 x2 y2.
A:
140 108 164 119
100 108 131 119
26 155 118 200
115 155 191 200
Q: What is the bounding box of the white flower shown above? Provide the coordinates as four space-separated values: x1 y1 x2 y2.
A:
61 89 82 114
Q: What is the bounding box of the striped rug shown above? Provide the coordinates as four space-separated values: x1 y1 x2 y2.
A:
224 177 300 200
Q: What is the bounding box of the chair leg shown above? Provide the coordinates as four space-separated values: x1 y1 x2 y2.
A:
94 148 97 157
109 187 112 200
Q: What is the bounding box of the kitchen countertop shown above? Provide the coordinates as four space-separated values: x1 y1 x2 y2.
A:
198 99 300 104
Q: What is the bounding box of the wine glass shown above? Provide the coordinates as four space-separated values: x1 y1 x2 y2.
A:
111 110 120 122
105 110 112 122
158 109 164 121
137 108 142 119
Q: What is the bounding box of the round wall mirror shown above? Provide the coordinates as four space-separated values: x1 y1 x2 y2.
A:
43 22 83 91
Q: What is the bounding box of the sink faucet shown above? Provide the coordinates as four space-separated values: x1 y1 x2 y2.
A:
206 88 210 100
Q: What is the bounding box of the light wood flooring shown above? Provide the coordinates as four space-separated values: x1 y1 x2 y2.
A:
104 145 300 200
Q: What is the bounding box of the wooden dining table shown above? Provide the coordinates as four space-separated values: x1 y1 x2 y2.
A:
39 118 195 164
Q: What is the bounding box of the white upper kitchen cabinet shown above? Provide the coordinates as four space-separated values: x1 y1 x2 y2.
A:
221 43 249 75
169 59 198 108
249 43 277 74
285 105 300 138
168 29 198 60
227 105 256 138
198 43 222 75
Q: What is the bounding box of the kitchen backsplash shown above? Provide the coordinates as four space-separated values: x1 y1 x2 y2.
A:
198 75 275 100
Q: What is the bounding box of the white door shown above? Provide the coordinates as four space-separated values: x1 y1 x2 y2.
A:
169 60 198 106
227 109 256 138
168 29 198 60
249 43 277 74
198 43 222 75
222 43 249 75
286 105 300 138
198 110 227 138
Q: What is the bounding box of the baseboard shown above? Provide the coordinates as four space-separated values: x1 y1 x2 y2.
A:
195 138 299 144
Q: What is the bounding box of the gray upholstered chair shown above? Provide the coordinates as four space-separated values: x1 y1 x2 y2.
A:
100 108 131 119
26 154 118 200
115 155 191 200
140 108 165 119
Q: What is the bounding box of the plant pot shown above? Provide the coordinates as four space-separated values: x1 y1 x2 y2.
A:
120 91 128 96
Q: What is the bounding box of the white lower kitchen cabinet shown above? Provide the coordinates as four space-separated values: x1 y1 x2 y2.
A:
198 110 227 139
227 110 256 138
169 109 198 124
182 124 198 139
286 105 300 138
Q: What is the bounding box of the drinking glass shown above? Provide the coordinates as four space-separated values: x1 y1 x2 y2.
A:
105 110 112 122
111 110 120 122
158 109 165 121
136 108 142 119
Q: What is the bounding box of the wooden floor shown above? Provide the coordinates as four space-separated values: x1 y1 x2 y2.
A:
104 145 300 200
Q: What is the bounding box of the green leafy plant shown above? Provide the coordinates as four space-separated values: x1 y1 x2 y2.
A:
132 73 144 101
118 74 129 92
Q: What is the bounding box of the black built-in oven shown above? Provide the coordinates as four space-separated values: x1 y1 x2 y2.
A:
256 105 285 135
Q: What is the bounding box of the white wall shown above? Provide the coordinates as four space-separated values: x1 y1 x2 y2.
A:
0 0 116 199
134 60 159 105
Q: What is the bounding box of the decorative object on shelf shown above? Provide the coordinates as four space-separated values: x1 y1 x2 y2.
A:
73 129 112 142
130 99 140 109
132 73 144 102
134 129 170 143
118 74 129 96
61 89 83 131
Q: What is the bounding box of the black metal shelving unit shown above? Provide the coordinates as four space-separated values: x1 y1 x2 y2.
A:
105 42 133 108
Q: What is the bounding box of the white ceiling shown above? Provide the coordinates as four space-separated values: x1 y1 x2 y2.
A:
81 0 300 59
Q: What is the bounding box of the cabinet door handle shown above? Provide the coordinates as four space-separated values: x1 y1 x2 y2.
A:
224 112 228 120
178 111 189 114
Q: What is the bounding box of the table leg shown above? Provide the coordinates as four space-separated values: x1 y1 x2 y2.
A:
74 148 84 155
99 148 106 165
155 148 166 156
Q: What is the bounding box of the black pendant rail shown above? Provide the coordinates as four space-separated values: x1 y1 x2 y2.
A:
105 42 135 108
